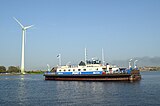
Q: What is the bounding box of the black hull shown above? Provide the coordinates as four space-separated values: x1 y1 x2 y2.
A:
44 74 141 81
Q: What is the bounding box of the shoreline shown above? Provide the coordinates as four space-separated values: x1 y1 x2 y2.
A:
0 72 43 76
140 70 160 72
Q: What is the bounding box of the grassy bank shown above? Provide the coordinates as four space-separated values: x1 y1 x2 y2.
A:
0 71 45 76
25 71 44 74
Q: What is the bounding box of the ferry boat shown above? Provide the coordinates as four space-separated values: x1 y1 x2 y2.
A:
44 59 141 81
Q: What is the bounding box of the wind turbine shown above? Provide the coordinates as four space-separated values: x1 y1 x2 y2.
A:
14 17 33 74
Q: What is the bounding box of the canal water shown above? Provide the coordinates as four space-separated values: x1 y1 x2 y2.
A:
0 71 160 106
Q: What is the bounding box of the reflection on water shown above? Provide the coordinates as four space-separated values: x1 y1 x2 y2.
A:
51 80 143 106
17 76 26 105
0 72 160 106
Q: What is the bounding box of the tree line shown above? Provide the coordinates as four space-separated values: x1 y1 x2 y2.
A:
0 66 21 73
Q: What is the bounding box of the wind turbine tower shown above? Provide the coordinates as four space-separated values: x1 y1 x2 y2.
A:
14 17 33 74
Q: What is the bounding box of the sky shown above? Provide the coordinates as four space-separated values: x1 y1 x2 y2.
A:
0 0 160 70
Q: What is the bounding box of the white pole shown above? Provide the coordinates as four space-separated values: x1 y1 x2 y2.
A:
129 59 132 69
59 54 61 66
102 48 105 65
21 29 25 74
134 60 138 69
85 48 87 65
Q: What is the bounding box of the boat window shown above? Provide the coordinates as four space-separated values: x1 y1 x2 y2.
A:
64 70 66 71
78 69 81 71
83 69 86 71
59 70 61 72
68 69 70 71
96 68 98 70
73 69 75 71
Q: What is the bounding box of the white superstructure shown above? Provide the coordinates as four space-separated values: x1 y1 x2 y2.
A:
56 60 106 75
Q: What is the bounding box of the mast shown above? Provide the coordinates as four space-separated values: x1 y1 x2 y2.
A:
59 54 61 66
129 59 132 69
102 48 105 65
57 54 61 66
102 48 104 65
85 48 87 65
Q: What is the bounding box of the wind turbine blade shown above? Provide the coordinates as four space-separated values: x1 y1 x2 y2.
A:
25 25 34 29
13 17 24 28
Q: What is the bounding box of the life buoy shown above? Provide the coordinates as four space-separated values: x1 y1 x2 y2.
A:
102 71 106 75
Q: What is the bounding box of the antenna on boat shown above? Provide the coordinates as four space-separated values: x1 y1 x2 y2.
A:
85 48 87 65
134 60 138 69
129 59 132 69
102 48 105 65
57 54 61 66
